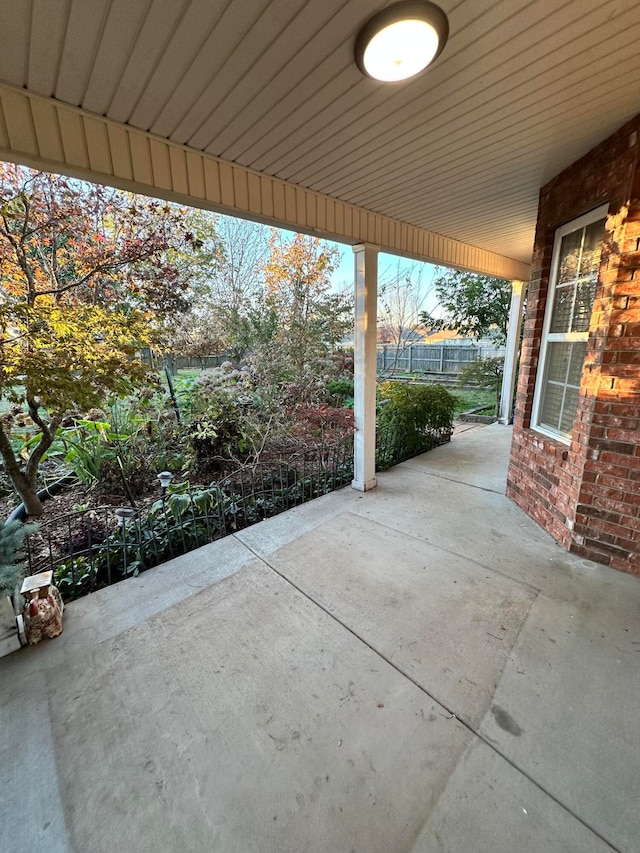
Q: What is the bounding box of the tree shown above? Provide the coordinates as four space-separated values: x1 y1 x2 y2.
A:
457 356 504 416
420 268 512 344
164 215 271 363
0 165 194 515
210 218 270 361
171 207 224 303
377 260 434 375
255 232 351 401
169 308 227 367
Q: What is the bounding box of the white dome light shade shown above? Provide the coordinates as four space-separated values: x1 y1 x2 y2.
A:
355 1 449 83
363 19 439 82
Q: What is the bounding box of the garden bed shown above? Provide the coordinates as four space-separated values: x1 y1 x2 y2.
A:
12 421 453 603
10 435 354 599
2 373 456 605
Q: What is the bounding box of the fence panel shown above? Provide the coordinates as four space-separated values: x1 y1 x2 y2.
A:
377 343 505 375
140 349 229 372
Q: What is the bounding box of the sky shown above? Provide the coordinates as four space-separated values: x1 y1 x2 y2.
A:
3 162 443 326
320 242 442 321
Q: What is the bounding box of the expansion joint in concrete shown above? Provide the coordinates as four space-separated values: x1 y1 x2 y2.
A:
237 538 621 853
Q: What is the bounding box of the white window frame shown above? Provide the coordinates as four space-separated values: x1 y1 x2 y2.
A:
531 203 608 443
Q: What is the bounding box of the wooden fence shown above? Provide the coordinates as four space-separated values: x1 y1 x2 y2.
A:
140 349 229 373
377 343 505 375
141 345 504 378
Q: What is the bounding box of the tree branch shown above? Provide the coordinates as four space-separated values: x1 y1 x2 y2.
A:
32 247 159 299
24 402 61 483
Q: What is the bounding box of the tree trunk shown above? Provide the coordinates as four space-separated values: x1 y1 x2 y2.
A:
1 465 44 517
13 479 45 517
0 420 46 516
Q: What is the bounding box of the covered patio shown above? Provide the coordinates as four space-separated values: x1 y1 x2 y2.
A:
1 2 639 849
2 424 638 853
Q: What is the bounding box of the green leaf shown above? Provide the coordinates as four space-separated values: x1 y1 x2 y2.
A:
167 493 191 519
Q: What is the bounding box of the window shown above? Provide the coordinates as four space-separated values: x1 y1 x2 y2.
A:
532 205 607 443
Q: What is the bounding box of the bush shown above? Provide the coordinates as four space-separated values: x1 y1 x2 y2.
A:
288 404 354 444
185 391 256 471
326 378 354 406
377 381 455 460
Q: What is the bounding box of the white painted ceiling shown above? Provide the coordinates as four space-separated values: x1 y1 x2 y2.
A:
1 0 639 265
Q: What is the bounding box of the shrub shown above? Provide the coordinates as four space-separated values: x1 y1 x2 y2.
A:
377 381 455 459
288 404 355 444
326 378 355 406
0 520 38 597
185 392 256 472
195 363 253 398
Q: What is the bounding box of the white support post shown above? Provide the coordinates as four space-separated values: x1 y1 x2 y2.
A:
352 243 379 491
499 279 527 424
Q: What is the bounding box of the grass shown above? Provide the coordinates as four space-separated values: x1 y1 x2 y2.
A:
157 368 202 386
448 387 496 417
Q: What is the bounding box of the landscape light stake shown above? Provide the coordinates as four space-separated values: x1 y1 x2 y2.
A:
116 455 137 508
164 365 181 424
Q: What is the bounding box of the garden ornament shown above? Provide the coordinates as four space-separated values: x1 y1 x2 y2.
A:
20 571 64 645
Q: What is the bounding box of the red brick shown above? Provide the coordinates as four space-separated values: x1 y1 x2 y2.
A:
604 428 640 443
595 473 633 490
508 113 640 575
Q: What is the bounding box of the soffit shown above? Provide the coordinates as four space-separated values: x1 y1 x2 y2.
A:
1 0 639 268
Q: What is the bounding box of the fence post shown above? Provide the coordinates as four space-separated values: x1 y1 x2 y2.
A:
439 346 444 373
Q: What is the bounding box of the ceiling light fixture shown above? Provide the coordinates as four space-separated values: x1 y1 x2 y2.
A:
355 1 449 83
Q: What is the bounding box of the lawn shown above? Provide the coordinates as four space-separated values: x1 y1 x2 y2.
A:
448 388 496 417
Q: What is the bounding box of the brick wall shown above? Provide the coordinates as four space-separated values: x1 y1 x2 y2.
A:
507 115 640 575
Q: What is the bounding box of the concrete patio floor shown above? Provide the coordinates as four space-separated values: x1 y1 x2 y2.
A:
1 423 639 853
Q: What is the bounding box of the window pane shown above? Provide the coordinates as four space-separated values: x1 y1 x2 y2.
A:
560 387 579 434
540 382 564 431
545 341 571 382
538 342 586 437
558 230 582 284
580 220 606 281
551 217 604 333
567 341 587 385
572 281 596 332
550 285 574 333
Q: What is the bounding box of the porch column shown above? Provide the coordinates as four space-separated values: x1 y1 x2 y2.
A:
352 243 379 491
499 279 527 424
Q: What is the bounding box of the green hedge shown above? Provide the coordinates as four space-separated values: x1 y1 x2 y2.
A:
376 382 455 468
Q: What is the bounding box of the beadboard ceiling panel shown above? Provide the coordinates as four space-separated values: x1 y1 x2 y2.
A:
0 0 639 269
